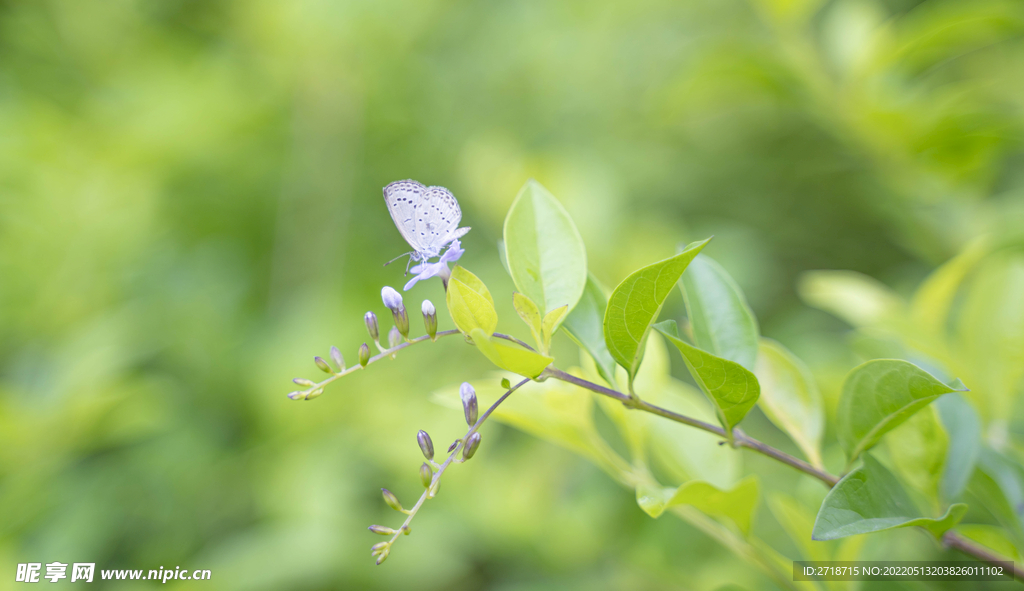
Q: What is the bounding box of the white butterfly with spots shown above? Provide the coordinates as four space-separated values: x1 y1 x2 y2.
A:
383 180 470 265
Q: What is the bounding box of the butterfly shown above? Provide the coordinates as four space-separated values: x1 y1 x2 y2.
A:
383 180 471 271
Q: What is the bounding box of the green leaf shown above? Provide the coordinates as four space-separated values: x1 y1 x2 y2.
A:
450 265 494 306
680 255 759 371
655 320 760 437
563 274 618 386
541 305 568 345
812 454 967 541
512 292 543 348
957 524 1022 561
973 449 1024 544
754 338 824 467
635 477 759 536
836 359 966 465
446 274 498 336
910 237 988 335
604 238 710 388
798 270 903 328
470 328 553 378
503 180 587 324
934 394 981 501
886 406 948 508
668 477 760 535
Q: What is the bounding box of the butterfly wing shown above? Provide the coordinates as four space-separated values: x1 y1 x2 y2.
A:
383 180 429 253
422 186 471 250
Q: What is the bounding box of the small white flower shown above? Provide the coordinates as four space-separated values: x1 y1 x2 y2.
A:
421 300 435 316
381 286 404 311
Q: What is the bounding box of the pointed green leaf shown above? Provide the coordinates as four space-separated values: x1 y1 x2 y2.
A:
680 255 759 371
636 482 675 518
563 275 617 386
910 237 989 334
604 238 710 387
973 449 1024 544
837 359 966 464
541 304 568 343
957 525 1022 561
667 476 760 535
503 180 587 320
754 338 824 468
446 271 498 336
450 265 494 306
470 328 553 378
655 320 759 435
935 394 981 501
512 292 543 347
812 454 967 541
798 270 903 328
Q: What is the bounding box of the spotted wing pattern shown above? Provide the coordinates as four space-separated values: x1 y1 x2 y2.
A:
384 180 468 259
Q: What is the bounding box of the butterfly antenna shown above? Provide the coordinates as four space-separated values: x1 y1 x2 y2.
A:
383 252 413 267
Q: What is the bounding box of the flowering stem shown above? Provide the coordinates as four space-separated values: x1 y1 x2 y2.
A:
292 330 461 400
541 366 1022 574
381 377 531 558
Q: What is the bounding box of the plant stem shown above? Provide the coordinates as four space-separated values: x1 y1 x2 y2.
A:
293 329 462 400
380 377 531 558
543 365 1022 576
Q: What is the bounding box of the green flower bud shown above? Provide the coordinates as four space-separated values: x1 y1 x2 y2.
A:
359 343 370 367
381 488 402 512
293 378 315 387
388 326 401 348
393 306 410 338
417 430 434 460
370 542 389 556
375 549 389 565
368 525 395 535
314 356 332 374
463 432 481 460
419 462 432 488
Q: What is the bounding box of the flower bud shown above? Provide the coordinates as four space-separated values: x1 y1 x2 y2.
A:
306 388 323 400
417 430 434 460
447 439 459 453
463 432 481 460
375 549 389 565
381 488 402 512
368 525 396 535
293 378 315 387
314 356 332 374
460 382 478 426
364 312 380 343
381 286 404 312
422 300 437 339
359 343 370 367
388 326 401 348
419 462 432 488
287 391 303 400
393 306 409 338
370 542 389 556
330 346 345 371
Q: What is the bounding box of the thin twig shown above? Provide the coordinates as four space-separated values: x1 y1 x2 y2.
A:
378 377 531 561
290 330 461 400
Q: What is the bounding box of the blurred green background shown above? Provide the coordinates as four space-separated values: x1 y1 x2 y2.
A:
1 0 1023 589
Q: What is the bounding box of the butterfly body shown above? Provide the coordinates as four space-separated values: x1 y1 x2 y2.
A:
383 180 470 261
